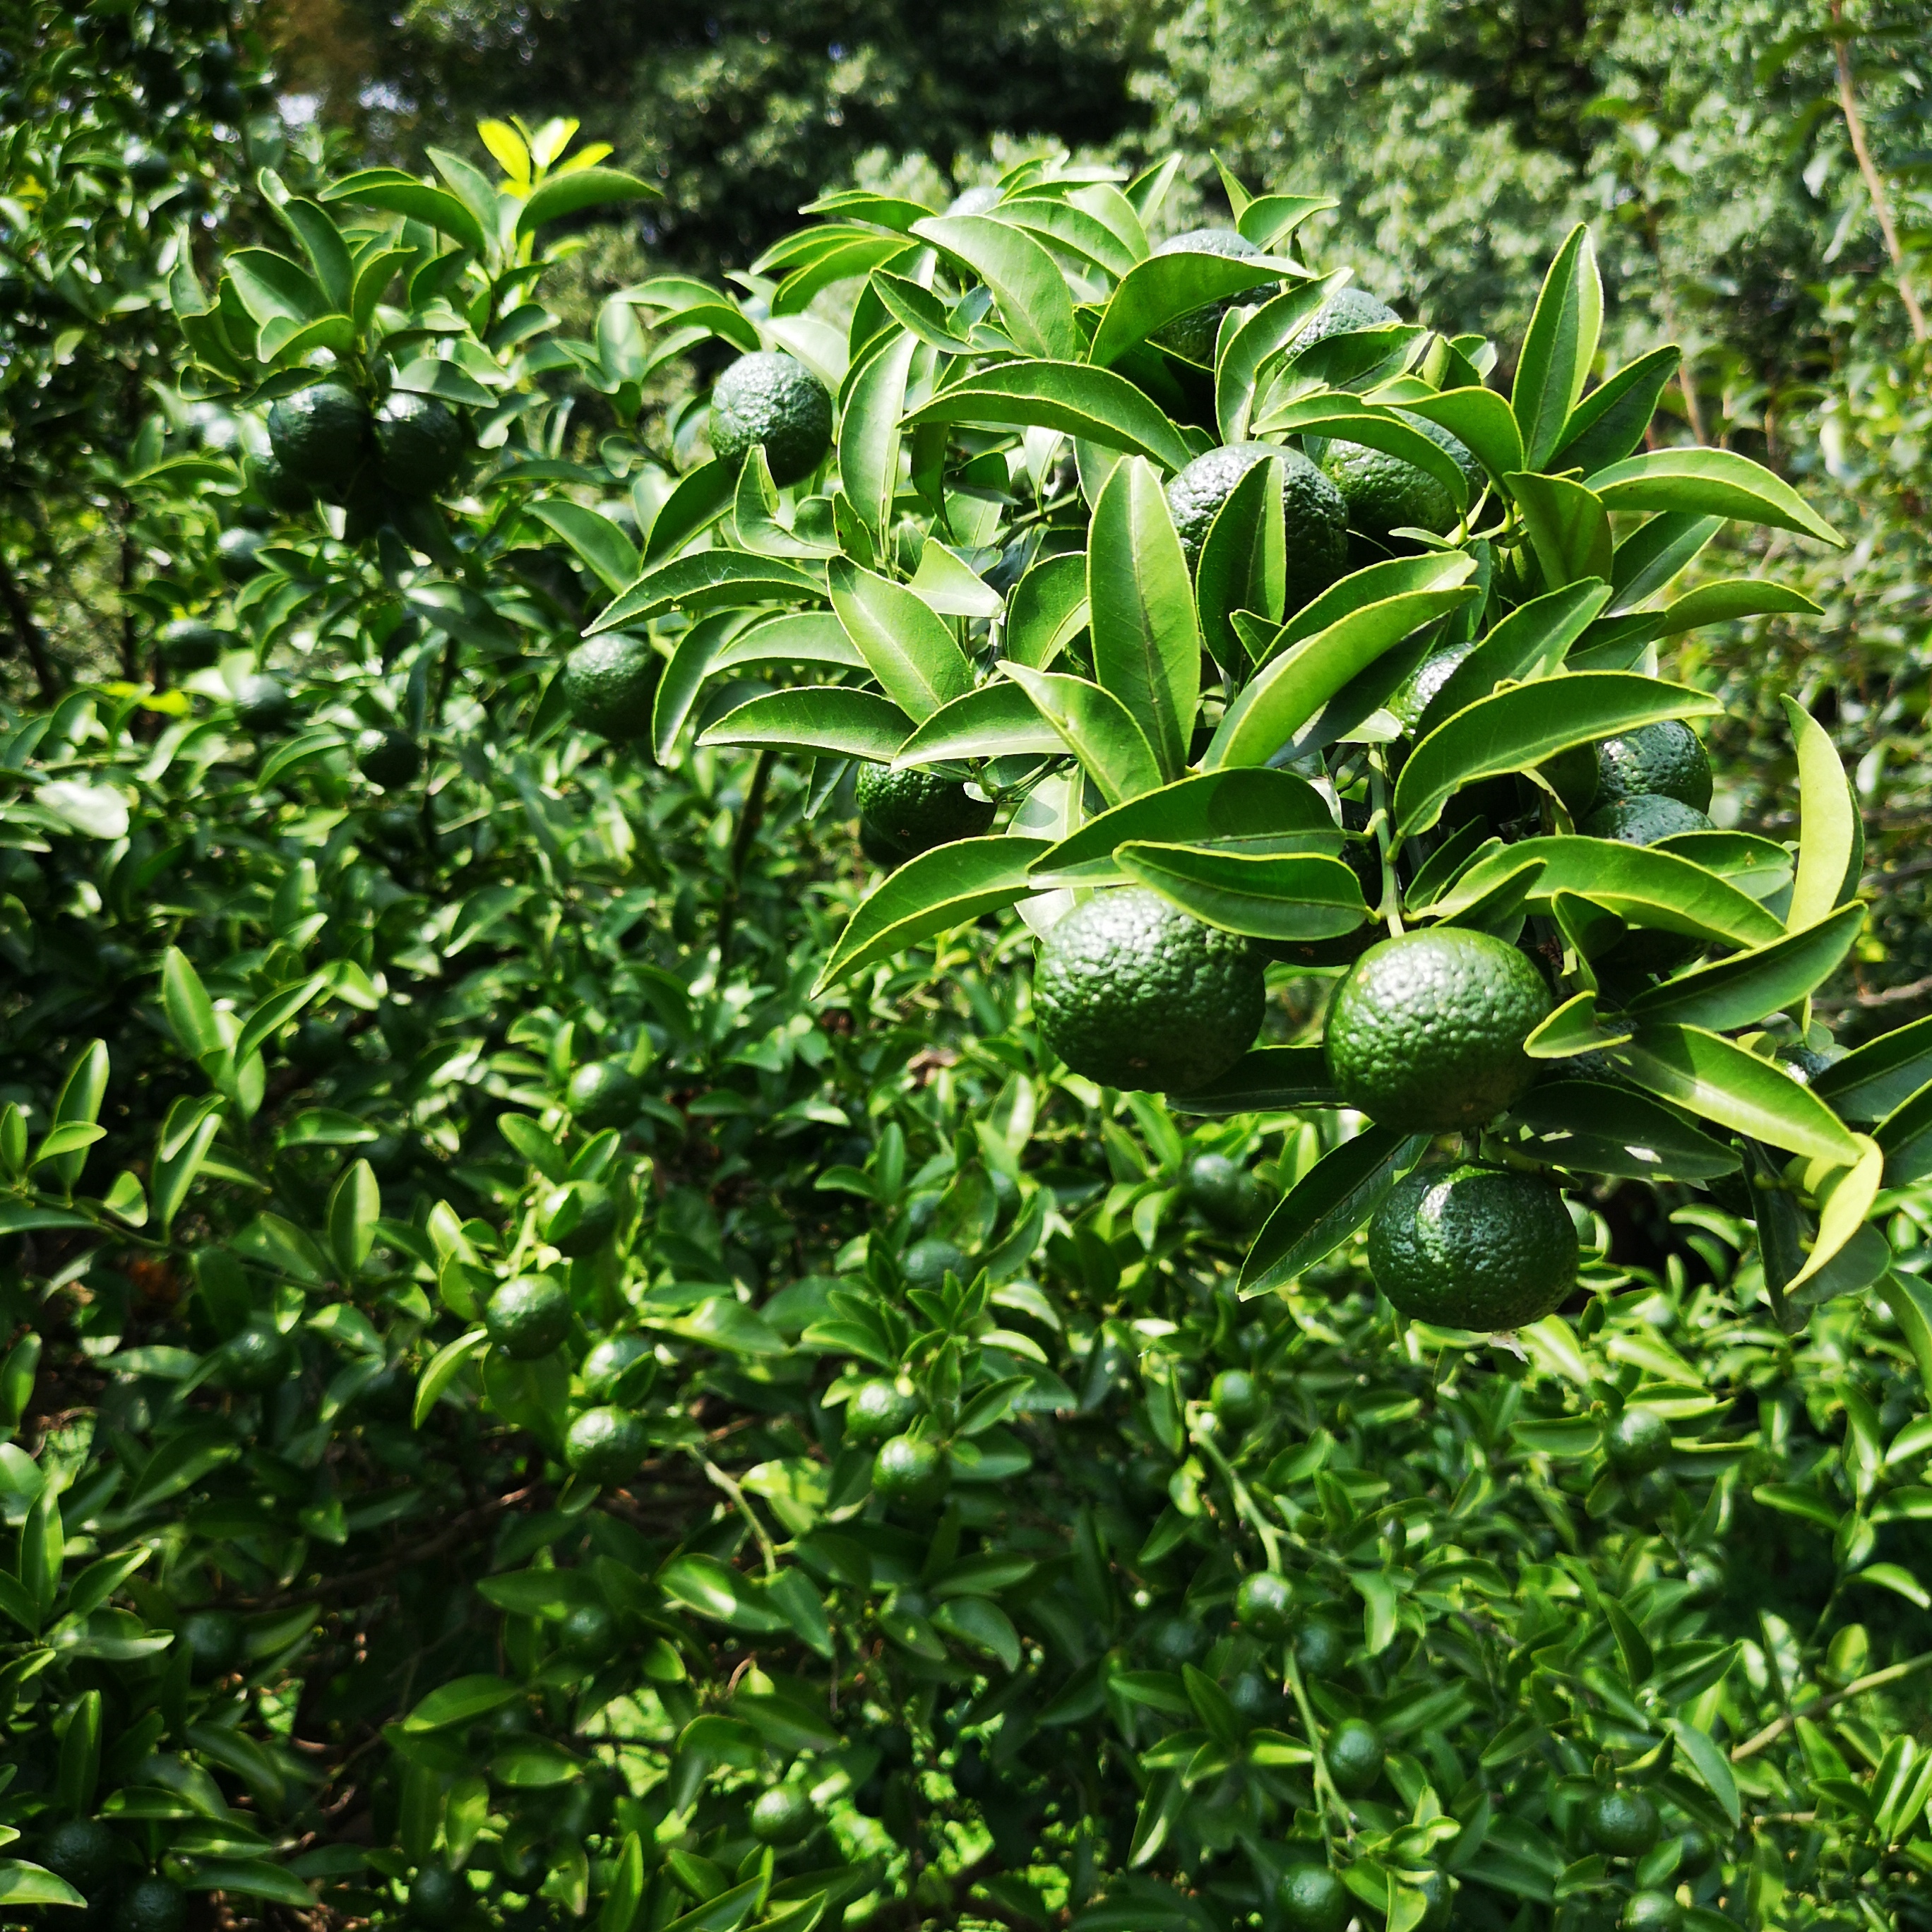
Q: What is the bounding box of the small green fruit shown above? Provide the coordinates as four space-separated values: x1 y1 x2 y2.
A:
484 1276 573 1360
1234 1569 1295 1641
580 1334 652 1402
873 1433 950 1505
564 1405 648 1486
1325 1716 1385 1796
1277 1861 1352 1932
218 1325 294 1393
845 1378 919 1443
406 1862 465 1927
118 1877 189 1932
540 1179 617 1258
1210 1367 1265 1433
749 1779 816 1845
180 1606 244 1679
356 728 422 789
901 1238 968 1289
558 1601 620 1662
1584 1787 1661 1858
1296 1621 1347 1678
1604 1405 1672 1477
566 1060 642 1132
1623 1890 1682 1931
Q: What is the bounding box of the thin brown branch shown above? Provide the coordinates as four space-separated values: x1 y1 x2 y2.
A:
1731 1647 1932 1762
0 543 60 698
1813 971 1932 1015
1832 3 1928 342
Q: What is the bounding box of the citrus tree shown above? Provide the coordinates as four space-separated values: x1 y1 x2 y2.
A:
6 121 1932 1932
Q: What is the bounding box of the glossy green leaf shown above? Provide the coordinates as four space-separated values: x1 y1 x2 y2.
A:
1811 1013 1932 1122
1586 446 1845 547
1508 1080 1738 1183
1166 1046 1337 1114
732 448 837 560
643 459 737 564
1782 694 1864 931
1626 901 1864 1032
1195 451 1284 671
591 551 823 632
697 687 912 761
904 359 1193 471
1087 248 1291 367
999 663 1164 807
529 501 640 593
828 559 975 722
1511 223 1602 467
893 683 1064 765
1254 396 1469 511
415 1328 489 1427
1239 1128 1430 1296
517 165 660 237
1507 472 1613 589
1006 553 1089 669
912 215 1079 359
1398 385 1525 482
1116 845 1366 941
907 539 1003 619
323 167 491 253
1215 275 1345 445
1550 345 1683 475
1415 579 1611 737
651 612 739 761
840 328 919 540
1614 1025 1861 1163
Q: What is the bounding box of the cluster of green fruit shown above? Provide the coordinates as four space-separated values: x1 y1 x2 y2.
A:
251 379 468 536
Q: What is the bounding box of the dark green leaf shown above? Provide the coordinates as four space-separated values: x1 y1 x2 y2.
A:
1116 845 1366 941
998 664 1164 806
697 688 912 761
903 361 1193 471
1511 224 1602 468
1239 1128 1430 1295
1614 1025 1861 1163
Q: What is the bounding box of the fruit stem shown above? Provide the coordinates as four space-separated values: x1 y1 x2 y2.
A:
1283 1651 1353 1847
1191 1424 1283 1572
696 1450 781 1576
1367 752 1405 937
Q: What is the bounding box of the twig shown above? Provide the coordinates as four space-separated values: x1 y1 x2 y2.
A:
1813 972 1932 1015
1731 1647 1932 1762
0 544 59 698
1832 4 1928 342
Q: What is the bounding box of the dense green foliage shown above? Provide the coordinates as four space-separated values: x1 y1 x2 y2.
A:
4 6 1932 1932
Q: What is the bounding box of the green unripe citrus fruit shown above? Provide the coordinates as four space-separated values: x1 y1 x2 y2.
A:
873 1433 950 1505
1234 1569 1295 1640
749 1780 815 1845
1186 1152 1264 1229
216 525 268 578
854 762 994 860
1165 443 1347 610
1033 888 1266 1094
1584 1787 1661 1858
1325 1715 1385 1796
1148 1616 1207 1666
375 392 465 495
406 1863 465 1927
1414 1870 1454 1932
1210 1368 1265 1433
539 1179 616 1258
1605 1405 1672 1476
1296 1621 1347 1677
1596 720 1712 813
1277 1862 1352 1932
1677 1827 1717 1877
1623 1892 1681 1931
234 672 293 733
246 446 313 514
35 1818 121 1900
1325 928 1550 1132
268 381 370 491
1227 1669 1280 1722
1321 412 1476 542
566 1059 642 1133
845 1378 919 1443
1149 228 1278 364
217 1325 294 1393
902 1238 968 1289
709 351 833 487
561 634 658 741
118 1878 189 1932
1369 1164 1577 1330
558 1601 620 1662
356 727 422 789
564 1405 648 1486
1582 794 1713 845
181 1606 244 1678
157 617 232 669
1388 639 1476 732
1287 285 1402 354
581 1333 652 1402
484 1275 572 1360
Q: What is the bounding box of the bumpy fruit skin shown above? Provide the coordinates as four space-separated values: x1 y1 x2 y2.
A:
1388 639 1477 732
1034 888 1266 1094
267 381 370 492
1148 227 1277 364
1288 285 1402 354
561 634 658 741
1325 1716 1386 1796
1164 443 1347 609
750 1782 815 1845
845 1378 919 1443
873 1433 950 1504
1325 929 1550 1132
902 1238 968 1289
119 1878 189 1932
1596 720 1712 812
356 727 422 789
567 1059 642 1132
181 1607 244 1678
1321 412 1477 542
1582 793 1713 845
1210 1368 1265 1433
35 1818 121 1902
1234 1569 1295 1640
1277 1863 1353 1932
1584 1787 1662 1858
709 350 834 486
580 1333 652 1402
854 763 994 859
1369 1164 1578 1330
374 392 465 495
1542 741 1600 817
1186 1151 1263 1229
565 1405 648 1486
484 1276 573 1360
1605 1405 1672 1475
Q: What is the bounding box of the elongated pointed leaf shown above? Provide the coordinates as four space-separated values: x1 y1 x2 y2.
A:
840 328 919 540
1255 398 1469 511
1586 446 1844 547
1416 579 1611 737
1088 249 1292 368
1087 457 1200 780
1399 387 1524 484
998 663 1164 807
652 612 738 761
322 168 490 254
1626 902 1864 1032
415 1328 490 1427
1237 193 1332 251
1507 473 1613 590
1550 345 1681 474
1510 1080 1738 1184
590 552 823 633
995 197 1141 280
903 361 1193 472
1006 553 1089 669
828 559 974 722
1787 1137 1883 1296
893 683 1063 765
643 460 736 564
1215 275 1346 445
517 165 660 237
732 447 837 559
907 539 1003 618
1116 845 1366 941
1239 1128 1430 1296
698 687 911 760
814 837 1049 993
529 501 639 592
714 611 863 673
1580 578 1823 657
1876 1078 1932 1186
912 215 1079 359
1523 991 1631 1060
1811 1013 1932 1122
1782 694 1864 931
1167 1046 1337 1114
1196 453 1284 671
1614 1025 1860 1163
1394 672 1722 840
1512 224 1602 467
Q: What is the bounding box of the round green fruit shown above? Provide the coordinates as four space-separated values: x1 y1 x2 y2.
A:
35 1819 121 1901
1164 443 1347 609
580 1333 652 1402
1583 1787 1661 1858
1149 228 1277 364
406 1863 465 1928
215 525 267 578
1604 1405 1672 1476
1185 1152 1264 1229
1325 928 1550 1133
540 1179 616 1258
709 351 834 487
1596 720 1712 813
181 1606 244 1678
1296 1620 1347 1678
1277 1862 1352 1932
157 617 231 669
561 634 658 741
902 1238 968 1289
1414 1870 1455 1932
1234 1569 1295 1641
267 381 370 491
1388 640 1476 732
1325 1715 1385 1796
375 392 465 495
565 1405 648 1486
1287 285 1402 354
484 1276 573 1360
1033 887 1265 1094
1148 1616 1206 1666
854 762 994 860
1677 1827 1717 1878
873 1433 950 1505
1321 413 1476 542
234 672 293 733
218 1325 294 1393
118 1878 189 1932
1582 794 1713 846
1210 1367 1265 1433
749 1780 815 1846
246 447 313 515
356 727 422 789
566 1059 642 1133
1368 1164 1578 1331
558 1601 620 1662
845 1378 919 1443
1623 1892 1681 1932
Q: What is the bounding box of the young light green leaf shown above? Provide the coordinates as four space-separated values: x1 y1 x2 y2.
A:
994 196 1142 281
328 1158 381 1282
1587 446 1845 547
1626 901 1864 1032
1523 990 1632 1060
998 663 1164 807
1614 1025 1861 1164
1237 193 1333 251
902 361 1193 472
813 837 1050 994
1787 1137 1883 1298
1239 1128 1430 1295
697 688 911 761
1394 672 1722 840
1116 845 1366 941
828 559 975 722
912 215 1079 360
1087 457 1200 780
907 539 1003 619
1087 249 1292 368
1664 1717 1741 1827
162 948 223 1063
1511 223 1602 468
840 328 919 540
1782 694 1864 931
323 167 491 254
415 1328 490 1428
1006 553 1089 669
1506 473 1612 589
